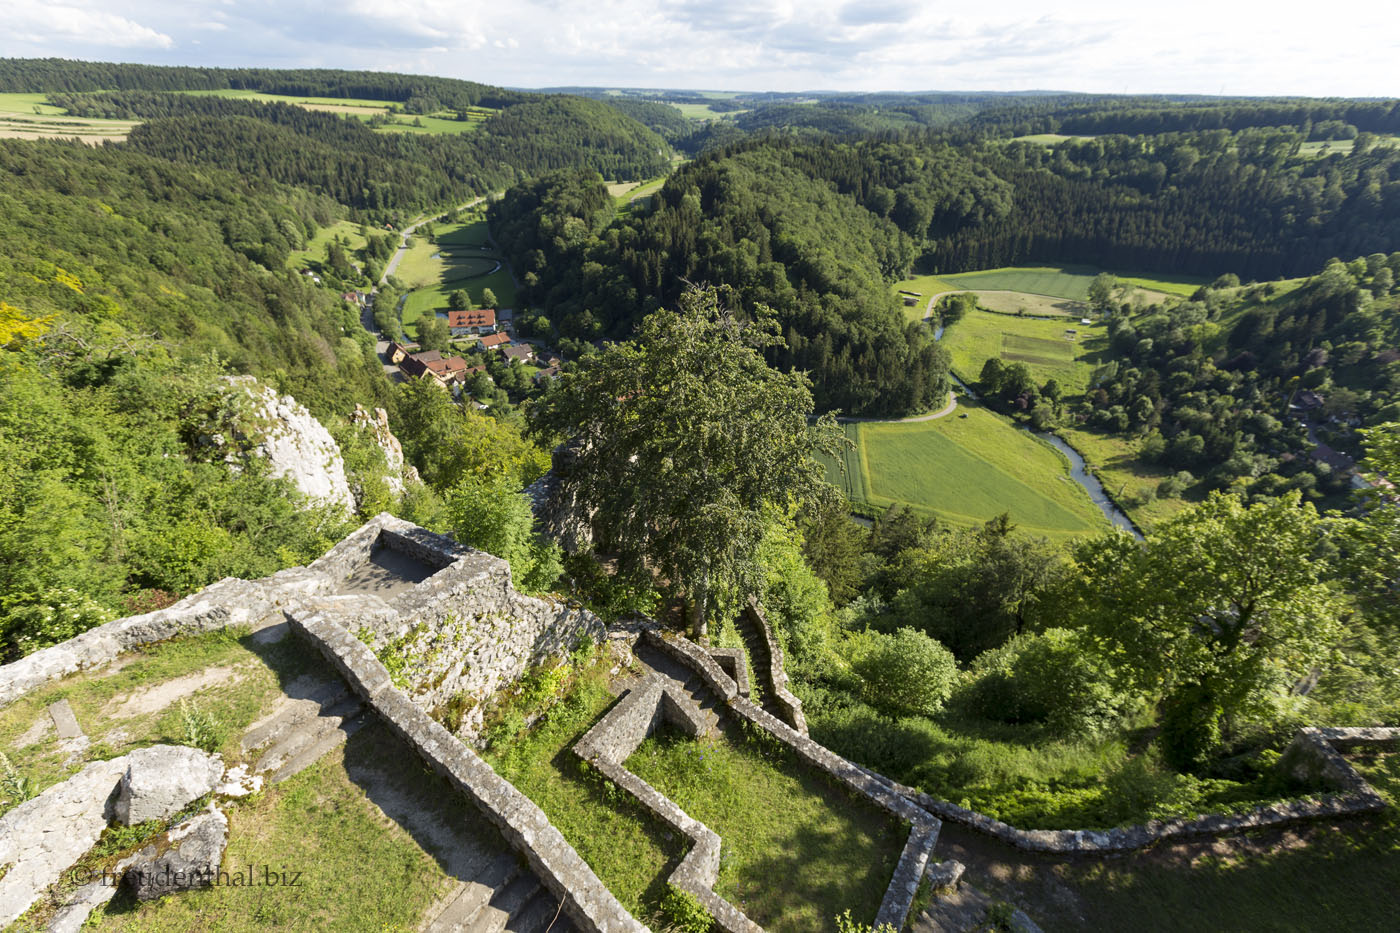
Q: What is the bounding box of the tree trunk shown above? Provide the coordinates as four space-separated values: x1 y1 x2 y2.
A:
690 572 710 642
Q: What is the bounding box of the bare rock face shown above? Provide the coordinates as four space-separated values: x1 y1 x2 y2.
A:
223 376 354 512
350 403 421 496
115 745 224 826
123 804 229 901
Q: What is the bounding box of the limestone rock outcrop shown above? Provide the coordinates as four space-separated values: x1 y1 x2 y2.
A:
222 376 354 512
115 745 224 825
350 403 421 496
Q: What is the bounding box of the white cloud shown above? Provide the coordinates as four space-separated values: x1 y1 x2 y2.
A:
0 0 1397 96
9 4 173 49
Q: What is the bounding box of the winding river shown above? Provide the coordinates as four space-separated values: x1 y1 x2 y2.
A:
933 324 1142 538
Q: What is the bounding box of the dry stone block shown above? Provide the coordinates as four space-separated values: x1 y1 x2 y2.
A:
123 804 229 901
115 745 224 826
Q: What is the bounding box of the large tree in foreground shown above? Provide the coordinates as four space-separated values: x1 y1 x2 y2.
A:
530 287 841 636
1073 491 1343 768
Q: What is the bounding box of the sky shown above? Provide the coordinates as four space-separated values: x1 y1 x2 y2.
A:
6 0 1400 98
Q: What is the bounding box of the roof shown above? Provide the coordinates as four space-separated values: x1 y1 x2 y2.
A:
447 309 497 328
410 350 444 364
501 345 533 361
479 333 510 349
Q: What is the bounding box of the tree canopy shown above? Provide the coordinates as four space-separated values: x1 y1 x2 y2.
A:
530 287 842 634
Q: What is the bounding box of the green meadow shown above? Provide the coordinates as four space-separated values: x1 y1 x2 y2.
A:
822 402 1109 540
398 220 517 337
937 265 1206 301
286 220 370 272
940 309 1108 393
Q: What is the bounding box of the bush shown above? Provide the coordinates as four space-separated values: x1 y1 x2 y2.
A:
444 474 561 593
660 885 714 933
961 629 1127 737
853 627 958 718
1159 684 1223 773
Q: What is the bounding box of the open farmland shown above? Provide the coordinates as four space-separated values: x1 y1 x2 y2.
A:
819 402 1109 540
940 309 1108 393
0 93 138 143
938 265 1206 300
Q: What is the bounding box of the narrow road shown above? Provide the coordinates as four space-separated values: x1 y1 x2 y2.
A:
379 195 490 286
836 390 958 424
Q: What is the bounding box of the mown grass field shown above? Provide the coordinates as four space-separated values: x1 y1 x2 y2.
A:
938 265 1206 301
628 729 906 933
614 174 669 213
940 309 1108 393
398 220 517 337
819 402 1109 540
819 422 867 505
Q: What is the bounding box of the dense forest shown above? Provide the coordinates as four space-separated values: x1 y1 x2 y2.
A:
489 128 1400 415
46 90 670 213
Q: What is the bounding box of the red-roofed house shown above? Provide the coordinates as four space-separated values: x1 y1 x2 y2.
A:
480 333 510 350
447 309 497 336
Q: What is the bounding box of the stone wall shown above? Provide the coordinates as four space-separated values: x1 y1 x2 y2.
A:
857 729 1398 856
574 674 760 933
638 628 940 932
349 531 605 737
288 608 646 933
742 600 806 735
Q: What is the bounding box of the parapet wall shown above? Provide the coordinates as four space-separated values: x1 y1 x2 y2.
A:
289 607 645 933
640 628 939 932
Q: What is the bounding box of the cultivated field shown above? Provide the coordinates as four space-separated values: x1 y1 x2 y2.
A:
822 402 1109 540
938 265 1204 301
180 89 493 134
973 290 1086 317
940 309 1108 393
0 93 138 143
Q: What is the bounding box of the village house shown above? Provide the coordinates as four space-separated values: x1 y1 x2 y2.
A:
479 332 511 350
501 344 534 363
386 340 421 364
447 308 497 336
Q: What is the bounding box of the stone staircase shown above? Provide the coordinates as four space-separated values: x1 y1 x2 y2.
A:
241 673 576 932
422 856 576 933
241 676 369 784
631 639 726 734
734 612 788 723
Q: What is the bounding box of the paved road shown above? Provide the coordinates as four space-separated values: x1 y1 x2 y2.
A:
379 195 490 286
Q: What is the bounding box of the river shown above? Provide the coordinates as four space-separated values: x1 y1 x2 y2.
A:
933 324 1142 537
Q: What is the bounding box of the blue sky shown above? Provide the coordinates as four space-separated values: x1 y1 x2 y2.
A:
5 0 1399 97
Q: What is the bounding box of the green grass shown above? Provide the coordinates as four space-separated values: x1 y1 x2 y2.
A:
891 274 961 322
287 220 369 272
77 724 469 932
818 422 867 505
615 174 669 213
0 92 68 115
0 627 317 808
852 401 1109 540
938 266 1206 301
397 221 517 336
627 728 906 933
375 113 487 135
670 102 743 119
940 309 1108 393
483 661 680 923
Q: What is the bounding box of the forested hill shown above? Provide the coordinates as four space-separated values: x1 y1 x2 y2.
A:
489 129 1400 414
0 58 527 109
48 90 670 213
489 151 953 417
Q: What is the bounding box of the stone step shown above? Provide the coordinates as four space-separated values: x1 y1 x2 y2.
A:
426 855 521 932
466 875 542 933
502 884 565 933
255 693 364 774
241 679 352 752
267 711 369 784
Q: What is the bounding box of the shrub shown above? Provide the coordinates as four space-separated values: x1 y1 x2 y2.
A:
962 629 1127 737
853 627 958 718
1159 684 1223 773
660 885 714 933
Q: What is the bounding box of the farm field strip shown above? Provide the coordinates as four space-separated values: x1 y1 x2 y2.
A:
940 309 1107 393
398 219 519 337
